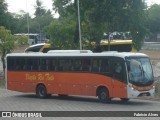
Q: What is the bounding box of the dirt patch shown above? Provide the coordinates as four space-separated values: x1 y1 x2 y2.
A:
13 45 29 53
140 49 160 78
139 49 160 60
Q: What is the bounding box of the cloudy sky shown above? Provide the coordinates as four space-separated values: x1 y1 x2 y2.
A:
6 0 53 17
6 0 160 17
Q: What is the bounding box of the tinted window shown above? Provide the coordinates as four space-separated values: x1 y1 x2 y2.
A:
112 61 124 82
99 59 109 72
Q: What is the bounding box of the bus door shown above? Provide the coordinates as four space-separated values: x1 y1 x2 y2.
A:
111 61 127 98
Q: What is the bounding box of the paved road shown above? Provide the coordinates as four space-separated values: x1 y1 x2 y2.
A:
0 88 160 120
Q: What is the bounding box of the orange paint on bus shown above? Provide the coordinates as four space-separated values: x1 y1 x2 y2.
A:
7 71 127 98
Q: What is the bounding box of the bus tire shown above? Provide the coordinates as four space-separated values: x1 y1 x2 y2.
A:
36 84 49 99
97 88 111 103
121 98 129 102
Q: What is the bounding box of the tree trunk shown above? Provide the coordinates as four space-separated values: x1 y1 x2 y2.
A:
1 55 6 78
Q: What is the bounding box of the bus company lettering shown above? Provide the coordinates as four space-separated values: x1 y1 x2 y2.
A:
25 73 54 81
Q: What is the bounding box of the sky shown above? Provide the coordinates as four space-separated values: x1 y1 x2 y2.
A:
6 0 53 17
146 0 160 5
6 0 160 17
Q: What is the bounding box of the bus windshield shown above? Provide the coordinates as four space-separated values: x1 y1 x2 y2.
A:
126 57 154 86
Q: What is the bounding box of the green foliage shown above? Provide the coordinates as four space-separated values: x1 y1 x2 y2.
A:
1 0 148 50
14 35 28 46
147 4 160 33
0 0 8 27
11 11 32 33
0 26 15 52
34 0 46 17
0 26 28 74
52 0 147 50
89 0 147 50
30 14 53 33
0 26 16 73
47 19 78 49
5 1 53 34
53 0 74 18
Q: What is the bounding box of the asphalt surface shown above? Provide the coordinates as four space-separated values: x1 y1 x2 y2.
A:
0 88 160 120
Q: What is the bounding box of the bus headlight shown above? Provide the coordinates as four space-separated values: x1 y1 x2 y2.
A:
129 85 137 91
152 86 155 89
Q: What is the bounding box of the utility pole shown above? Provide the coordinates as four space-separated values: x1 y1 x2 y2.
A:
108 33 111 51
26 0 30 36
77 0 82 50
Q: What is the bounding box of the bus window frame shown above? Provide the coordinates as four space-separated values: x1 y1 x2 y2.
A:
110 57 127 83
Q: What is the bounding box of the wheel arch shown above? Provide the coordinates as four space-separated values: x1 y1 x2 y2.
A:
36 83 46 92
96 85 109 96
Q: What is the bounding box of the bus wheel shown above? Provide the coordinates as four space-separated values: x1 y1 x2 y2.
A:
98 88 111 103
36 85 49 99
121 98 129 102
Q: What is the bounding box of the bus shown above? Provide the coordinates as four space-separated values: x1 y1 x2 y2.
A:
89 32 137 52
91 39 137 52
24 40 136 53
6 51 155 103
24 43 52 53
15 33 48 45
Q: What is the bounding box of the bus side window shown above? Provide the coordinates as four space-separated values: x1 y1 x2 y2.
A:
100 59 109 72
40 58 48 71
16 58 25 70
68 59 74 71
74 59 82 71
49 59 56 71
7 57 15 70
113 62 123 81
24 59 33 70
32 59 39 71
91 59 99 72
57 59 65 71
63 59 73 71
81 59 91 72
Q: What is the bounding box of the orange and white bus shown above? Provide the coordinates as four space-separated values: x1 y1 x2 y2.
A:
6 50 155 103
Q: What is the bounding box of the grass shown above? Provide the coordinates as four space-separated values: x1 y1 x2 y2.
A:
0 72 5 88
140 49 160 60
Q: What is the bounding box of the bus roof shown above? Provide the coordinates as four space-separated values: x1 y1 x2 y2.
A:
26 43 48 48
100 40 132 45
6 51 148 59
47 50 93 54
91 40 132 46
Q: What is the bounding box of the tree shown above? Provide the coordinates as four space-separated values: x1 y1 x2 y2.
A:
0 0 8 27
31 0 53 39
0 0 17 33
34 0 47 17
30 13 53 33
0 26 28 74
47 18 78 49
52 0 147 50
147 4 160 41
0 26 16 74
11 11 32 34
84 0 147 50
